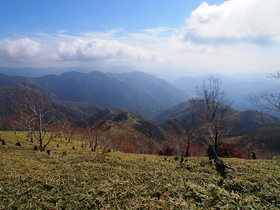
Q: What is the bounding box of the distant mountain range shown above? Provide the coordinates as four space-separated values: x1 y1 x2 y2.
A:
172 74 280 118
1 67 280 116
153 101 279 132
0 71 189 119
1 69 280 121
0 67 93 77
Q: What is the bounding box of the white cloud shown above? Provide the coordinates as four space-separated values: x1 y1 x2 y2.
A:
148 0 280 76
58 38 156 63
184 0 280 45
83 27 123 40
0 38 41 59
106 27 123 34
143 27 175 36
0 37 59 67
0 35 157 67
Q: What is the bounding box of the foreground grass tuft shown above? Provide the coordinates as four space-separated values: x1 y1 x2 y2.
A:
0 131 279 209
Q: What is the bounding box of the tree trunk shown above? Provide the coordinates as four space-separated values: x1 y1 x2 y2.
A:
93 135 98 152
28 131 34 143
180 150 184 163
39 139 44 151
39 116 44 151
68 133 71 143
181 140 190 163
214 132 219 153
90 139 94 151
185 140 190 158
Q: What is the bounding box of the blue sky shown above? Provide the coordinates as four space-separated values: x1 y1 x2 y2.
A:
0 0 202 36
0 0 280 78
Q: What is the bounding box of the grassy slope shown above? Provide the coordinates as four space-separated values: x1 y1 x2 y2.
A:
0 131 279 209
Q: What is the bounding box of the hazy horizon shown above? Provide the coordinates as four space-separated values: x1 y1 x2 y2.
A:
0 66 275 83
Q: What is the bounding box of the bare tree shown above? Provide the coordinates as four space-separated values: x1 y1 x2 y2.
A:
58 115 77 144
248 93 280 112
1 113 23 135
191 77 233 153
247 71 280 112
10 83 59 151
167 115 198 163
79 107 103 152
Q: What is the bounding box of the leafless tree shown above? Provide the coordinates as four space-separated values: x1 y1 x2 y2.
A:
56 115 77 144
79 107 103 152
247 70 280 112
191 76 233 153
10 83 59 151
248 93 280 112
1 113 23 135
167 114 198 163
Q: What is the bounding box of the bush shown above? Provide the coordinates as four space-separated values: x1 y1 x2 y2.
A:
189 144 200 157
122 146 134 153
219 143 248 158
158 145 175 156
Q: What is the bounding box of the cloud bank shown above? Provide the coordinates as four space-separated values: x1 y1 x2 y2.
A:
58 38 156 63
185 0 280 45
0 0 279 76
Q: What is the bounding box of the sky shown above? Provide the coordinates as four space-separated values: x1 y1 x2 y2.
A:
0 0 280 78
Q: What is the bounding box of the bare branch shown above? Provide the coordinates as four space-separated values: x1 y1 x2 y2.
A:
192 76 233 152
247 92 280 113
9 83 59 151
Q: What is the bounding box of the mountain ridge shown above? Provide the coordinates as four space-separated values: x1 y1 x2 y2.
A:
0 71 189 118
153 100 280 132
172 74 280 118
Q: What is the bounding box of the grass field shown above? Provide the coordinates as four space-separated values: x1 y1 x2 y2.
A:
0 131 279 209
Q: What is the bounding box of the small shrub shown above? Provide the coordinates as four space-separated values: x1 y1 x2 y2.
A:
158 145 175 156
122 146 134 153
189 144 200 157
0 138 7 145
219 143 248 158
